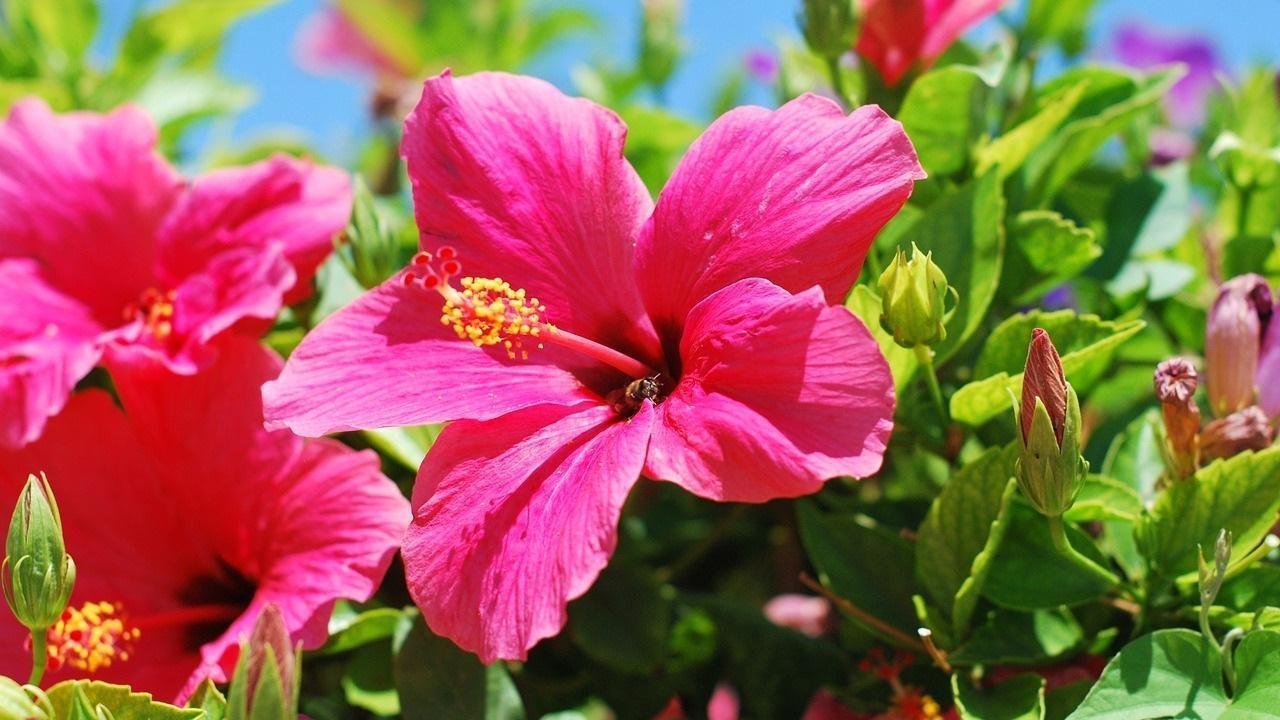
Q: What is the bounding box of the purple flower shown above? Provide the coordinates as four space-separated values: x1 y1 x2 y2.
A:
1111 21 1224 128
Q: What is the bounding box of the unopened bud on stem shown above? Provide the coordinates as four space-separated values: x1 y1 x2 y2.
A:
1014 329 1088 517
3 473 75 634
1154 357 1202 478
878 243 953 348
798 0 860 61
1206 275 1272 416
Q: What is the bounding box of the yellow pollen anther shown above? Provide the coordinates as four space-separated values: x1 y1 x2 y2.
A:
45 600 140 674
125 288 177 342
440 277 554 360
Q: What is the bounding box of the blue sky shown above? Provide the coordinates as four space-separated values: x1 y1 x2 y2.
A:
100 0 1280 163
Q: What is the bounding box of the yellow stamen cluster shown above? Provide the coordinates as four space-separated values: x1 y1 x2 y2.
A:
440 277 553 360
45 600 140 673
126 288 177 341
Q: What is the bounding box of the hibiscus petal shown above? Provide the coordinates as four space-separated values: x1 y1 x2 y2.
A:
645 278 894 502
106 243 294 374
0 99 180 318
0 260 106 448
157 155 351 305
857 0 927 86
403 401 653 662
263 278 606 435
0 390 220 698
636 95 924 334
921 0 1007 67
112 337 409 690
402 71 661 363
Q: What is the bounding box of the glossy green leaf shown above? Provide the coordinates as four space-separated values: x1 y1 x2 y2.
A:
1002 211 1100 303
343 641 400 715
1025 0 1098 54
950 608 1084 666
976 83 1085 179
569 562 670 673
394 617 526 720
1137 448 1280 580
951 314 1144 426
796 500 920 642
318 606 409 656
1066 630 1226 720
916 444 1019 644
983 502 1117 610
899 65 990 176
895 171 1005 364
954 672 1045 720
2 0 97 62
118 0 279 75
1063 476 1143 524
46 681 201 720
185 680 226 720
1227 630 1280 717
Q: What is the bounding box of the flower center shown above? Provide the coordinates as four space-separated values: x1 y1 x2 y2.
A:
40 600 140 674
401 248 657 382
123 287 177 342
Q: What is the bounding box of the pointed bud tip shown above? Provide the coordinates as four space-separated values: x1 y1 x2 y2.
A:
1021 328 1067 443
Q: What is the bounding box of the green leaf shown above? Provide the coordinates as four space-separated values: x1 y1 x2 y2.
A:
1219 565 1280 613
951 313 1145 427
983 502 1116 610
899 65 991 176
1066 629 1226 720
916 444 1019 643
185 680 226 720
1137 447 1280 580
953 672 1045 720
393 616 526 720
343 641 400 715
895 171 1005 364
1227 630 1280 717
46 681 202 720
118 0 280 75
132 70 254 153
950 608 1084 666
796 500 920 642
318 606 409 656
1101 410 1164 504
1028 67 1182 204
1001 211 1100 303
1063 476 1143 524
1024 0 1098 55
976 83 1085 179
363 423 443 470
619 105 702 195
568 562 670 673
2 0 98 62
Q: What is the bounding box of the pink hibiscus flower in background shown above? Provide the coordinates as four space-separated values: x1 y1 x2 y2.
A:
264 71 923 661
855 0 1006 87
0 336 410 700
0 98 351 449
295 5 415 82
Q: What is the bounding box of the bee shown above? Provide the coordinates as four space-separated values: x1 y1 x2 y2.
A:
610 374 665 415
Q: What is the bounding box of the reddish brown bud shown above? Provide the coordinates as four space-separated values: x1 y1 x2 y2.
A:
1022 328 1067 443
1155 357 1202 478
1201 405 1276 462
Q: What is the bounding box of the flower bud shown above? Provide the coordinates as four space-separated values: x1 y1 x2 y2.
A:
1200 406 1275 462
2 473 75 633
877 243 951 348
1206 274 1272 416
1154 357 1201 478
640 0 684 91
1014 329 1088 517
798 0 860 61
339 177 407 289
0 676 49 720
227 604 299 720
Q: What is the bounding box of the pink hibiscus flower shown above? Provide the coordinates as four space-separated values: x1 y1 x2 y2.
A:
295 6 415 81
0 336 410 701
264 71 923 661
856 0 1006 86
0 98 351 449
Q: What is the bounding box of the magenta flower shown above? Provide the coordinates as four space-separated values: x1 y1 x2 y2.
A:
0 337 409 701
1111 21 1224 128
295 6 414 81
0 99 351 449
264 71 923 661
855 0 1006 87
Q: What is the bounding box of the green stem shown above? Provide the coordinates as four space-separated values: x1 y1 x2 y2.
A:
1048 515 1121 587
824 55 852 108
27 629 47 686
913 345 947 421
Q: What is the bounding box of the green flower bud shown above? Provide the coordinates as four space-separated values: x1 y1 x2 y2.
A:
877 243 952 348
228 604 300 720
339 177 409 290
2 473 75 633
798 0 860 61
640 0 684 91
1014 329 1088 518
0 676 49 720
